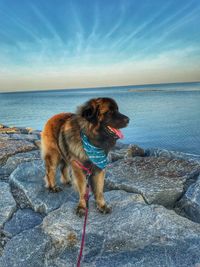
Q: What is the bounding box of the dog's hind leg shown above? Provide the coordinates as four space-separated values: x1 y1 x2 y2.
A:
44 152 62 192
60 159 71 186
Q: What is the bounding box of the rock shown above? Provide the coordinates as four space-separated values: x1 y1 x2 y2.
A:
177 175 200 223
0 150 41 180
125 144 145 157
0 138 36 165
0 228 51 267
108 148 127 162
0 182 16 228
108 144 144 163
41 190 200 267
8 133 39 141
34 140 41 149
114 142 129 150
29 129 42 136
0 168 10 181
0 134 10 140
146 148 200 162
17 127 31 134
10 160 77 214
0 127 20 134
4 209 43 236
105 157 200 207
0 231 10 256
1 130 200 266
25 127 34 132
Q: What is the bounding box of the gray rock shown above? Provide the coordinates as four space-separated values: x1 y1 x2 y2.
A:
8 133 39 141
177 175 200 223
34 140 41 149
114 142 129 150
0 138 36 165
0 228 51 267
42 190 200 267
0 150 41 180
125 144 145 158
0 168 10 181
94 239 200 267
146 148 200 162
0 134 9 140
108 144 145 163
105 157 200 207
29 129 42 136
0 182 16 228
108 148 128 162
17 127 33 134
4 209 43 236
0 230 11 256
0 127 20 134
10 160 77 214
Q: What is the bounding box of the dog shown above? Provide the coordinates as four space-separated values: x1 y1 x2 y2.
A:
41 97 129 216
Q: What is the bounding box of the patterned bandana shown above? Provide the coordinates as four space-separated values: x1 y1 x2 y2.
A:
81 132 108 169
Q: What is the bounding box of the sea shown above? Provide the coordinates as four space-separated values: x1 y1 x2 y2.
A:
0 82 200 155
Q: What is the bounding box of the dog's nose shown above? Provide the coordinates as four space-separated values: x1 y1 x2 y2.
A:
124 116 130 124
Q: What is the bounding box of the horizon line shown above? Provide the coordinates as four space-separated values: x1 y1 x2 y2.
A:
0 80 200 94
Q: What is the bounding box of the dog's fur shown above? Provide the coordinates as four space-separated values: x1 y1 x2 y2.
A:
41 97 129 216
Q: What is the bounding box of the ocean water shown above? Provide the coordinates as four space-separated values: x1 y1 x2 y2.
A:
0 82 200 155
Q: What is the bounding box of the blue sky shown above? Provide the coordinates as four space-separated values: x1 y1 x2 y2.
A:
0 0 200 91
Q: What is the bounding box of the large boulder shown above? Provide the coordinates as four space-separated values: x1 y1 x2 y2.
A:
10 160 77 214
0 137 36 165
41 190 200 267
177 175 200 223
0 150 41 180
0 228 51 267
105 157 200 207
5 190 197 266
0 182 16 228
4 209 43 236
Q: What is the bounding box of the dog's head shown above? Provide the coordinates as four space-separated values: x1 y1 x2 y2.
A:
78 98 129 139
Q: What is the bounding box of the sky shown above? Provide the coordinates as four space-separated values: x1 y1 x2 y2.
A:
0 0 200 92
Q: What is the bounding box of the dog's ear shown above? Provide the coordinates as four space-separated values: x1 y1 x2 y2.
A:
81 103 99 123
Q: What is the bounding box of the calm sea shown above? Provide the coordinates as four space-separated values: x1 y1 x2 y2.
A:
0 82 200 155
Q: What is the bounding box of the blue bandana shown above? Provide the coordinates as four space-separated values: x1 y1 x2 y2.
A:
81 132 108 169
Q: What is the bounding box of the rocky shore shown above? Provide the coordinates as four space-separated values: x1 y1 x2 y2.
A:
0 124 200 267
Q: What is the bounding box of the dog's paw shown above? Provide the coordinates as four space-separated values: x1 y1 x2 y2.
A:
97 204 112 214
49 185 63 193
76 206 86 217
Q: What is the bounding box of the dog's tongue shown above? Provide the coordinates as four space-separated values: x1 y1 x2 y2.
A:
107 126 124 139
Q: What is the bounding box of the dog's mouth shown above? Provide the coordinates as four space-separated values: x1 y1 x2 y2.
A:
106 126 124 139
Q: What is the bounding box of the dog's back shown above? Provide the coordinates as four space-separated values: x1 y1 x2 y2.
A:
41 112 72 160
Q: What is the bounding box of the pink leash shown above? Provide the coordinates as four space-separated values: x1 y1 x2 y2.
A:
74 160 92 267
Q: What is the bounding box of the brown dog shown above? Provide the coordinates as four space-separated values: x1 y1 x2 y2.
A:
41 98 129 216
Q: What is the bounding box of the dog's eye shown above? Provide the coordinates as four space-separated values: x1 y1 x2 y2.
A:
105 111 112 116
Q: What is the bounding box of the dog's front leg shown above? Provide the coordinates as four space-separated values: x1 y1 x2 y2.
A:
71 161 87 217
91 169 112 214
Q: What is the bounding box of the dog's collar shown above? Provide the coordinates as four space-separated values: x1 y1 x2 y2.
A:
81 132 108 169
